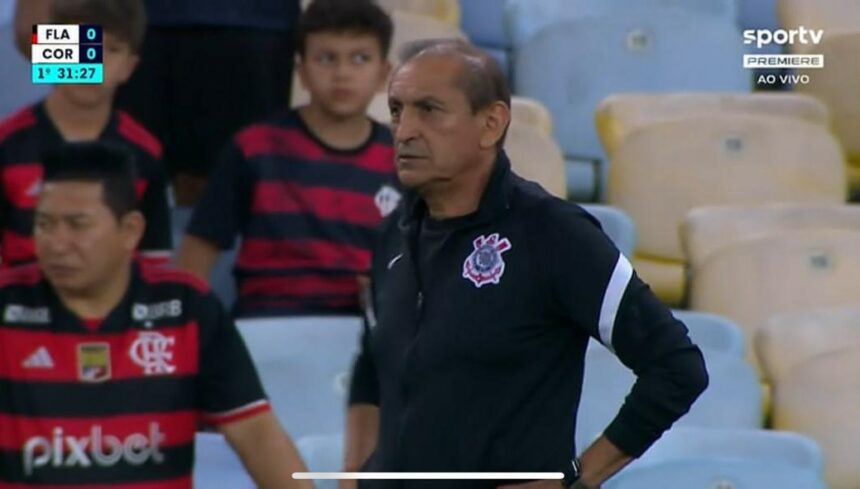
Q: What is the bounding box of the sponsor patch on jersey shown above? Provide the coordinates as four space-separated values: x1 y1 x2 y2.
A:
3 304 50 324
77 343 111 383
462 233 512 288
374 184 402 218
131 300 182 323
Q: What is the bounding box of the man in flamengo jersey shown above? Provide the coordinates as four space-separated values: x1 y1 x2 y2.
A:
0 142 311 488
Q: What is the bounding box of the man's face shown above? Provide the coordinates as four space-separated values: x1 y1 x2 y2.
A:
54 33 138 107
298 32 390 119
388 55 487 190
34 181 140 295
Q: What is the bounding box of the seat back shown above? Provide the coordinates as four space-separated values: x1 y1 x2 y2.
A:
595 92 830 159
504 121 567 199
682 204 860 269
236 316 363 439
579 204 636 258
605 458 827 489
671 310 745 357
608 115 846 263
771 347 860 488
756 305 860 384
193 433 255 489
689 229 860 373
511 96 553 136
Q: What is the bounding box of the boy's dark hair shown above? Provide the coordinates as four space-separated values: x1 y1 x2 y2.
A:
50 0 146 54
42 142 139 221
296 0 393 59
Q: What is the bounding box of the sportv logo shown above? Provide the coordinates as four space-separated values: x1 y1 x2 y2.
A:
22 423 165 476
743 27 824 49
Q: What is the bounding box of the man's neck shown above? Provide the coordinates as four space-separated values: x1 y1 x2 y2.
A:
55 263 132 320
44 91 111 141
299 103 372 150
423 153 496 220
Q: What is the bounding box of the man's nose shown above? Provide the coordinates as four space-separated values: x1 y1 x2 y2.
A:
393 107 420 143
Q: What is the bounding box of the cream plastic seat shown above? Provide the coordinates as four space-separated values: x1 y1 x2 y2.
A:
688 229 860 373
511 96 553 137
771 347 860 488
756 305 860 385
776 0 860 53
595 92 830 159
504 121 567 199
607 114 847 305
681 203 860 268
375 0 460 26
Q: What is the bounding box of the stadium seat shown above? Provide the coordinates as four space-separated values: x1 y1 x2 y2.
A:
193 433 255 489
576 345 762 450
578 204 635 258
681 203 860 269
607 115 846 305
630 426 824 474
771 347 860 488
171 207 239 310
604 458 827 489
375 0 460 26
459 0 508 48
514 12 750 201
297 433 343 489
595 92 830 159
505 0 739 48
504 121 566 199
756 305 860 385
511 96 553 136
794 32 860 195
235 316 363 440
671 310 745 357
0 23 51 119
688 229 860 373
737 0 780 32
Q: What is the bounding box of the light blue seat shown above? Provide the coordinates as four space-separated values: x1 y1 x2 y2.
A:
505 0 739 48
629 426 824 474
514 12 750 199
297 433 343 489
579 204 636 257
0 22 51 119
459 0 511 82
576 345 761 450
172 206 239 311
671 309 745 357
236 316 363 440
605 458 827 489
193 432 255 489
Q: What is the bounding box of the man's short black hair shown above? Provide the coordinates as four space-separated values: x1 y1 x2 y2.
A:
41 142 139 221
50 0 146 54
296 0 394 59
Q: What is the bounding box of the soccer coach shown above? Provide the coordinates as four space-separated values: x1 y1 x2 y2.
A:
344 39 709 489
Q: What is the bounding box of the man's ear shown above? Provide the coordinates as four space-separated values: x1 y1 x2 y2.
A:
118 53 140 84
479 101 511 150
120 210 145 252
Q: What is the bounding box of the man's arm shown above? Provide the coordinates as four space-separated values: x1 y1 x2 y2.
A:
344 404 379 472
219 411 313 489
13 0 50 57
175 234 220 283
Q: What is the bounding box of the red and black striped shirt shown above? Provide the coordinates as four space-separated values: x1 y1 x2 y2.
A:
0 103 172 268
186 110 399 317
0 263 269 488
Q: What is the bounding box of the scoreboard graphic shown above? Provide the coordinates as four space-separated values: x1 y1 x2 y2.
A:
31 25 103 84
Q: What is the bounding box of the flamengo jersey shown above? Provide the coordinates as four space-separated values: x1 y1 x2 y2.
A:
0 103 172 267
0 263 269 488
187 110 399 317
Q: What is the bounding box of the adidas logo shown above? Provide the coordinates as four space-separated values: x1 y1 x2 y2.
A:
22 346 54 369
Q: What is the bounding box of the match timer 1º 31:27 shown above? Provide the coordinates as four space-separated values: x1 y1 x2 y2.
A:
31 24 103 84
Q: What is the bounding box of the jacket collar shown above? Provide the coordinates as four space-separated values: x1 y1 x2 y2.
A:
399 150 515 232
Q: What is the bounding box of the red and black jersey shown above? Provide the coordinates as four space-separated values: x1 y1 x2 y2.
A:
0 262 269 488
0 103 172 268
186 110 399 318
